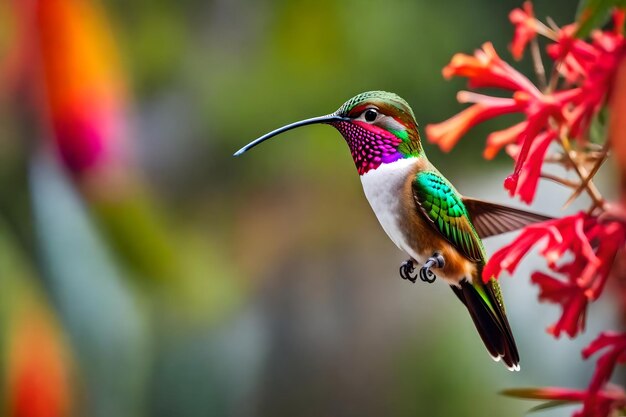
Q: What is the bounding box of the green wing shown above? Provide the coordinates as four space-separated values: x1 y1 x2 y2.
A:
413 172 519 368
412 171 485 263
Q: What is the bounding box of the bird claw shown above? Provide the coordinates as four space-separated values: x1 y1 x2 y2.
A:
418 252 445 284
400 253 445 284
419 267 437 283
399 259 418 283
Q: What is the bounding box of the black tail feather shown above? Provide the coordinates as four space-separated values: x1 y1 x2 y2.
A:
484 281 520 368
451 279 520 370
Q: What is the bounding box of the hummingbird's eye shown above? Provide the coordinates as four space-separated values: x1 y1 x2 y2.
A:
364 109 379 122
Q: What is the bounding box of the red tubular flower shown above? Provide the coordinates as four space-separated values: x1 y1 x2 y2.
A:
568 31 625 139
508 331 626 416
577 333 626 417
425 93 523 152
441 42 541 95
547 24 596 84
509 1 537 60
426 42 569 202
507 129 556 204
532 271 588 337
504 385 626 417
482 220 557 279
501 90 573 197
484 213 626 338
428 86 567 194
437 4 626 417
428 9 626 203
542 17 626 140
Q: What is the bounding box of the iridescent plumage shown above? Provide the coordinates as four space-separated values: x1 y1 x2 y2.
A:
413 171 485 262
235 91 553 371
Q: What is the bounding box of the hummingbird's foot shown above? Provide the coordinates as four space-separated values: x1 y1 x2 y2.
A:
419 252 445 284
399 259 418 283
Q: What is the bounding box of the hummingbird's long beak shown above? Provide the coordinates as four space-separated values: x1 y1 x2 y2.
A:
233 114 348 156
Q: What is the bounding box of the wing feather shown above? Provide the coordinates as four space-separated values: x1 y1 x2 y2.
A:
412 172 484 263
462 198 552 239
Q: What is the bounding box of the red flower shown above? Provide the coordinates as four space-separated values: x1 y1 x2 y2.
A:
505 129 556 204
501 89 576 197
484 213 625 338
577 332 626 417
547 24 594 84
545 20 625 139
509 1 537 60
437 4 626 417
427 10 626 204
426 42 573 202
426 41 544 151
441 42 540 92
504 385 626 417
507 331 626 417
531 271 588 337
425 92 523 152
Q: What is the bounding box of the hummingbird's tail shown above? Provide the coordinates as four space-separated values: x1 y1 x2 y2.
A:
450 275 520 371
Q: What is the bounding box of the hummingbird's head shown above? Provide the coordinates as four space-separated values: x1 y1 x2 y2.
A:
234 91 423 175
331 91 423 174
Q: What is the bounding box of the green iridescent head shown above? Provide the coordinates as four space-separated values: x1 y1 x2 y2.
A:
235 91 424 174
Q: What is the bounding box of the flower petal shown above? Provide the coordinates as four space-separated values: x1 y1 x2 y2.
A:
509 1 537 60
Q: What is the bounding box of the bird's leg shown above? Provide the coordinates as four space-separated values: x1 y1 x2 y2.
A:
399 258 418 283
419 252 445 284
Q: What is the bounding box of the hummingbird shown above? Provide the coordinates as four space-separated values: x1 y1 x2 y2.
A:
234 91 550 371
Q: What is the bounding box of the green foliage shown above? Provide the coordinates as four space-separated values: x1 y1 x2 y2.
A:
576 0 626 37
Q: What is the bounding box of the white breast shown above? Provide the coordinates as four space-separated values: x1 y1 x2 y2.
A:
360 158 424 261
360 158 475 283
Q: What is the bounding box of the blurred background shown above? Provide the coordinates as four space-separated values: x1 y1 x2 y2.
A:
0 1 619 416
